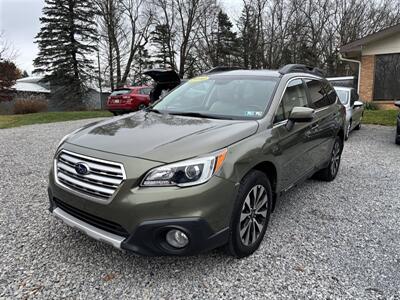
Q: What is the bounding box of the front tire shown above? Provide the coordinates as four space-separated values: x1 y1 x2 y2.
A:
226 170 272 258
313 136 343 182
138 104 147 111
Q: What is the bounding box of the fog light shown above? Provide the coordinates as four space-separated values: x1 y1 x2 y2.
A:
166 229 189 248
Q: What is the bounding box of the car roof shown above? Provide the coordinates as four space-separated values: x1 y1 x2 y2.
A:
207 69 325 80
114 86 150 90
208 69 282 78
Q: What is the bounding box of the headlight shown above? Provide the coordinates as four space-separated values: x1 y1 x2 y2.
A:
57 127 82 148
141 149 227 187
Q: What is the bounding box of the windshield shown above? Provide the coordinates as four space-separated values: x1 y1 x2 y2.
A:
153 76 278 119
111 89 131 96
335 89 349 105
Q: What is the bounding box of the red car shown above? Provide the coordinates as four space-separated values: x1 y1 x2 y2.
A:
106 86 152 115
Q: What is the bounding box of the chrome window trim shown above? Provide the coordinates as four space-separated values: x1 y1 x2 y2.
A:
53 207 124 249
54 149 126 205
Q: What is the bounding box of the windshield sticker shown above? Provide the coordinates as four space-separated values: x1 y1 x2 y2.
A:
245 111 263 117
189 76 209 83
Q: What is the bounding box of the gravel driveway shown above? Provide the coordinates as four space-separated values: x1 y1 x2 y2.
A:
0 119 399 299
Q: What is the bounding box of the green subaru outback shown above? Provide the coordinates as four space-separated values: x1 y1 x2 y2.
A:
48 64 346 258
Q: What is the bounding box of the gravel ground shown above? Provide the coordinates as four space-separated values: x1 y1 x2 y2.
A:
0 119 399 299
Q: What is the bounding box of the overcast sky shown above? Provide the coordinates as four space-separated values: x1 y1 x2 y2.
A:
0 0 242 75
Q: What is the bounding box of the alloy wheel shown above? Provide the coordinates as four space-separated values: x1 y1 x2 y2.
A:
239 185 268 246
330 141 341 176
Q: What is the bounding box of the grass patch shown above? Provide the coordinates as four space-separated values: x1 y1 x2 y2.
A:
362 110 398 126
0 111 112 129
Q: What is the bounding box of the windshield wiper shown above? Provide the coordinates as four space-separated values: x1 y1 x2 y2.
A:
168 111 233 120
145 108 163 114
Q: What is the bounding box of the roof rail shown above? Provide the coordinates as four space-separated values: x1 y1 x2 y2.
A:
279 64 325 77
203 66 243 74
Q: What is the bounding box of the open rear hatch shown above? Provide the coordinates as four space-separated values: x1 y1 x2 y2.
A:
144 69 181 102
144 69 181 88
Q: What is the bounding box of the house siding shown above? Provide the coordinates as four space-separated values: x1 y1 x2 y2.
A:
362 34 400 56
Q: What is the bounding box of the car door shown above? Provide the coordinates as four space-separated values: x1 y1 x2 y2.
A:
350 89 363 128
304 79 338 167
271 78 315 190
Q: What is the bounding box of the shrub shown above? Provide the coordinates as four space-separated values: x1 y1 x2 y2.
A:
365 102 379 110
14 96 48 114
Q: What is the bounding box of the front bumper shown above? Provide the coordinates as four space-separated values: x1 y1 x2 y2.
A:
48 146 238 255
49 188 232 256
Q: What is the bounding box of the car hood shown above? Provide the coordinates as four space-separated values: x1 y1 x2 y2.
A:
66 111 259 163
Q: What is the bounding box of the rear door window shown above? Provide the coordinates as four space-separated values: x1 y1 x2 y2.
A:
110 89 131 96
305 79 335 109
140 88 152 95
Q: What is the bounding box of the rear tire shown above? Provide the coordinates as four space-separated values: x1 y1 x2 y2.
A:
396 136 400 145
313 136 343 182
226 170 272 258
354 122 361 130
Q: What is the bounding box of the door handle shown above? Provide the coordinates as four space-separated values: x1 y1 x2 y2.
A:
310 123 319 130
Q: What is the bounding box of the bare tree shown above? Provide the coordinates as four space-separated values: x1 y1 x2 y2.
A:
0 32 18 62
96 0 153 88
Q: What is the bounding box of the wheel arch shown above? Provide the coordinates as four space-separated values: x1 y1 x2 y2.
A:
338 128 345 145
249 161 279 211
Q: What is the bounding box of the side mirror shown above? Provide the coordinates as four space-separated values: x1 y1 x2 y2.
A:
353 100 364 108
288 107 315 122
395 100 400 108
286 107 315 130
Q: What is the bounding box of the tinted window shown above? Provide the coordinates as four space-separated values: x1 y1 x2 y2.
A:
374 54 400 100
140 88 152 95
305 79 335 108
154 76 278 120
350 89 359 106
322 81 337 104
274 79 308 123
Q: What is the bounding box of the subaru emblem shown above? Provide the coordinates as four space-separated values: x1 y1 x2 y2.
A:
75 162 90 175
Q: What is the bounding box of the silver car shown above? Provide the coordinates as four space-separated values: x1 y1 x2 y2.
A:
334 87 364 140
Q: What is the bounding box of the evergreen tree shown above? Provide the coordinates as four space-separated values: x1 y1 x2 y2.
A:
21 70 29 78
151 24 175 69
237 5 259 69
130 45 152 85
33 0 97 109
212 10 239 66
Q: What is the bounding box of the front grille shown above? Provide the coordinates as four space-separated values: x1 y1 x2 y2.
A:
53 198 129 237
55 150 125 201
